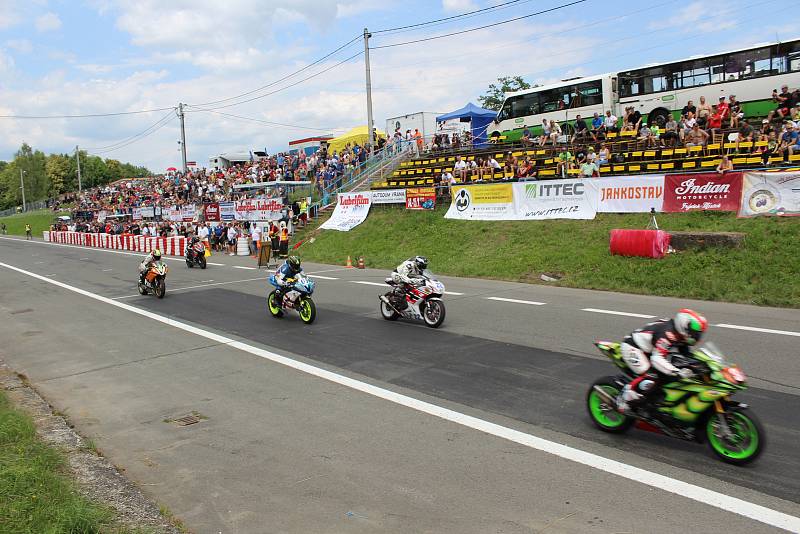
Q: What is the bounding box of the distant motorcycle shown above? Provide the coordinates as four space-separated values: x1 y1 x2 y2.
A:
267 273 317 324
379 270 446 328
138 262 168 299
185 241 207 269
587 341 765 465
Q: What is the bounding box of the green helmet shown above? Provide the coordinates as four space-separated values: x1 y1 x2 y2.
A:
152 249 162 261
287 255 301 270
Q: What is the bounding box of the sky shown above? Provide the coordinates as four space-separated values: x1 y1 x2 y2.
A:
0 0 795 171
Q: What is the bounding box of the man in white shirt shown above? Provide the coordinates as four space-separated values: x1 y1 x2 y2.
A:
197 222 210 245
250 225 261 256
453 156 468 182
604 110 618 132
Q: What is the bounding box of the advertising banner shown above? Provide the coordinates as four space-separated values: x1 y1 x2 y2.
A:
320 192 372 231
663 172 742 212
405 187 436 210
181 204 196 222
234 198 284 221
445 184 514 220
219 202 235 221
204 203 220 221
512 180 598 220
167 206 182 221
140 206 155 218
132 208 142 220
739 171 800 217
596 175 665 213
371 189 407 205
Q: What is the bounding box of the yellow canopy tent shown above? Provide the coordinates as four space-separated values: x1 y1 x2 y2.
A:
326 125 386 154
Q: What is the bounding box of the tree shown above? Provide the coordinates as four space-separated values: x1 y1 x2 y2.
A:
478 76 536 111
45 154 71 197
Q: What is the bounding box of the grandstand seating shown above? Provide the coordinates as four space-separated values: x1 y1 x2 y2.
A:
371 126 800 189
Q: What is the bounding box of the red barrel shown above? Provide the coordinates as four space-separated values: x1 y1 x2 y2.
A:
609 229 671 259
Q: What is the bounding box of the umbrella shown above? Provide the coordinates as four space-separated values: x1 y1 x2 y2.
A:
166 167 177 171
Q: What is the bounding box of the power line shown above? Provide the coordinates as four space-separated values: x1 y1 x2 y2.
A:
90 114 177 155
188 108 347 133
373 0 531 34
186 51 364 111
0 106 176 120
370 0 588 49
187 35 362 108
84 109 177 152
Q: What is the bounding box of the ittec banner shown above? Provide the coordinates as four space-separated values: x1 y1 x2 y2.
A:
663 172 742 212
406 187 436 210
512 180 598 220
739 171 800 217
596 176 664 213
445 184 514 220
371 189 406 205
320 192 372 231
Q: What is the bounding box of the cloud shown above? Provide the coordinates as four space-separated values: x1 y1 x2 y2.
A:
5 39 32 53
442 0 478 13
652 1 737 33
36 12 62 32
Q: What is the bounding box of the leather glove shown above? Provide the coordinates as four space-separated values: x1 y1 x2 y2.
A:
678 368 694 379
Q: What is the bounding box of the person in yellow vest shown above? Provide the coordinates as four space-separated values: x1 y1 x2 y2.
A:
298 198 308 227
278 222 290 257
25 223 32 240
268 220 280 257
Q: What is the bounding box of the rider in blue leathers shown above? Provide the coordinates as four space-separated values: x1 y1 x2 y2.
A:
274 255 303 303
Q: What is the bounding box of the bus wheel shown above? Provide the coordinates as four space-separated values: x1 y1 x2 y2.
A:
648 108 670 128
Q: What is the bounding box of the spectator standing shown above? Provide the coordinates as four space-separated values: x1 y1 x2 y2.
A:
25 223 32 240
250 224 261 257
696 96 712 126
226 223 237 256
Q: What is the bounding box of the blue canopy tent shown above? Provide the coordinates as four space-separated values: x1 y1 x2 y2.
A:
436 103 497 148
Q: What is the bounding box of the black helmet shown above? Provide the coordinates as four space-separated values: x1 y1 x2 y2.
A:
287 255 301 270
413 255 428 271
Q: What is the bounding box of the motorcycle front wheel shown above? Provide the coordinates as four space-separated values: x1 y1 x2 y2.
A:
186 257 193 268
267 290 283 318
154 279 166 299
586 377 633 433
198 255 207 269
137 281 147 295
422 298 445 328
706 407 765 465
298 297 316 324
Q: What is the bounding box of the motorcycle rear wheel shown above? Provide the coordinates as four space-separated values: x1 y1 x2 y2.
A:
267 290 283 318
706 407 765 465
380 296 400 320
587 377 633 433
186 258 193 268
298 298 316 324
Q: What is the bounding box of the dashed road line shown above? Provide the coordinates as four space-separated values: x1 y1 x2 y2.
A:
715 323 800 337
207 262 225 266
444 291 464 296
581 308 656 319
2 259 798 533
311 275 339 280
232 265 256 270
351 281 387 287
111 276 268 299
486 296 546 306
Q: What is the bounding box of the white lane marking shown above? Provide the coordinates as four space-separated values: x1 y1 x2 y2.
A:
102 269 113 272
1 260 797 533
715 323 800 338
80 257 89 260
311 275 339 280
207 262 224 266
111 276 268 299
0 236 183 260
351 281 386 287
486 296 546 306
582 308 656 319
444 291 464 296
306 267 349 274
232 265 256 270
35 261 45 264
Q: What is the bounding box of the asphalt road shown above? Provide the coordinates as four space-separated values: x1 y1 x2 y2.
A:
1 235 799 533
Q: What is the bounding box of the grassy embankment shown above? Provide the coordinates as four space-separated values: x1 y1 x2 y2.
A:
0 209 69 236
298 206 800 307
0 390 119 533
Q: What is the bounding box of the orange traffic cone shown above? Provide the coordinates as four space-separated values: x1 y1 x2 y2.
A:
357 256 365 269
345 255 353 268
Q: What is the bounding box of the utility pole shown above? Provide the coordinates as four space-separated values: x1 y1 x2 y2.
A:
19 169 26 212
363 28 375 153
178 103 188 174
75 145 82 193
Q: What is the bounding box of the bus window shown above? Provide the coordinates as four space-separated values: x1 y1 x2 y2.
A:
538 88 563 113
725 47 771 78
678 59 711 88
511 93 539 118
577 80 603 106
497 101 512 121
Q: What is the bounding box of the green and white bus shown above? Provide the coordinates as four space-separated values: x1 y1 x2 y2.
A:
490 38 800 141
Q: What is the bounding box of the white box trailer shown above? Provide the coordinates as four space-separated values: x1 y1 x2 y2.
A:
385 112 443 141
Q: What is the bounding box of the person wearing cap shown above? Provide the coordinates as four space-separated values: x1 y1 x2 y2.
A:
757 118 773 142
775 122 798 160
768 85 795 123
637 122 656 148
728 96 743 129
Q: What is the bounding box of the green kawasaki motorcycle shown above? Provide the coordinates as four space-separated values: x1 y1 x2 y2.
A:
587 341 765 465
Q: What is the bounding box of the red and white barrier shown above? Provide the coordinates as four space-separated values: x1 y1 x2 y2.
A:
43 231 186 256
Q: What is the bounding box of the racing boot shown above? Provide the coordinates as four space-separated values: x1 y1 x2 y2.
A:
616 384 643 415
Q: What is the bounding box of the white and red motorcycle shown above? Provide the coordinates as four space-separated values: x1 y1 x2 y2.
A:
379 271 446 328
185 240 207 269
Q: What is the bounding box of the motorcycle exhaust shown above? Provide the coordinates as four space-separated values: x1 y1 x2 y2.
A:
592 385 617 406
379 295 402 315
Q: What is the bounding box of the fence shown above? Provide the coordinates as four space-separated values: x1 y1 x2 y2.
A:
0 200 49 217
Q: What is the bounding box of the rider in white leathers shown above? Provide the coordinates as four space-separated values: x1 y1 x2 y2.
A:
139 249 162 284
389 256 428 308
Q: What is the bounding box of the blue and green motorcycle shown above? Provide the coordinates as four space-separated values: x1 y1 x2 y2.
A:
587 341 765 465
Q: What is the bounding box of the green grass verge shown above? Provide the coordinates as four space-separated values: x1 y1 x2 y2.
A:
0 390 119 533
0 209 69 237
299 206 800 307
